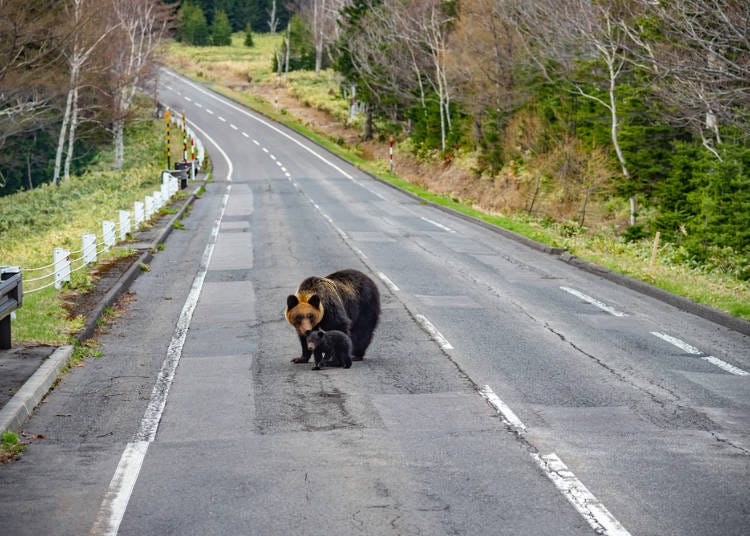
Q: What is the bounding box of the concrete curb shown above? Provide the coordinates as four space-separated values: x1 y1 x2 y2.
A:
0 345 73 435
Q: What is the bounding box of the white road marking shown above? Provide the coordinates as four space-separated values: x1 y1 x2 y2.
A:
262 147 269 153
241 131 249 138
89 441 149 536
478 385 527 433
184 96 191 102
651 332 749 376
533 453 632 536
377 272 400 293
206 109 214 115
230 123 238 130
160 69 354 179
560 287 627 317
194 102 202 108
90 120 235 536
252 139 260 146
421 216 455 233
218 116 226 122
415 314 454 350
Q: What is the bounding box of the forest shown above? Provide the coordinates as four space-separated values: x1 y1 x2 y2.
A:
1 0 748 279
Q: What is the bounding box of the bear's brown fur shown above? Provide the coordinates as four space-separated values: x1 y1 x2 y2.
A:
285 269 380 363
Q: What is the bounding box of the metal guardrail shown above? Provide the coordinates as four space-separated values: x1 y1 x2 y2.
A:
0 268 22 349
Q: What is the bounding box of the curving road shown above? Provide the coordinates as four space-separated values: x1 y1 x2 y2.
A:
0 68 748 535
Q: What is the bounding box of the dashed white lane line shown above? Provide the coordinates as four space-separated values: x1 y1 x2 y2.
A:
262 147 269 153
218 116 226 122
560 287 627 317
651 331 749 376
206 109 214 115
163 70 631 536
414 314 454 350
421 216 455 233
532 453 632 536
478 385 527 433
184 96 192 102
241 131 249 138
252 139 260 146
230 123 238 130
194 102 202 108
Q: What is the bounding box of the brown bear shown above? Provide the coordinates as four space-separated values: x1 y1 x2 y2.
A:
285 269 380 364
306 329 353 370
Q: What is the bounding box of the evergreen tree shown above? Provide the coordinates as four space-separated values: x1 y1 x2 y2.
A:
211 9 233 46
179 2 209 46
244 22 254 47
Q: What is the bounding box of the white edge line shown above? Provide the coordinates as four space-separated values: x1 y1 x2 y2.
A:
415 314 454 350
161 68 353 179
478 385 527 433
91 120 234 535
89 441 149 536
532 453 632 536
377 272 399 293
560 287 627 317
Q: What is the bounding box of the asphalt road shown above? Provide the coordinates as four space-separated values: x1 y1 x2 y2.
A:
1 69 748 535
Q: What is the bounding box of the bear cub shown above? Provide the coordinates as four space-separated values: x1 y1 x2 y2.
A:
306 329 353 370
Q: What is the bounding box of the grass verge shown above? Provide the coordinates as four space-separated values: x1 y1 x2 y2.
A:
0 103 179 344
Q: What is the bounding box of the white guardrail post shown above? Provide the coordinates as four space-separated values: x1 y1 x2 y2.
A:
102 220 116 251
82 234 97 265
134 201 145 229
53 248 71 289
119 210 131 241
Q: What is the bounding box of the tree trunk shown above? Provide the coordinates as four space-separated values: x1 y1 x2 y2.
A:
362 104 373 141
606 59 634 225
64 84 80 180
53 88 74 186
113 118 125 170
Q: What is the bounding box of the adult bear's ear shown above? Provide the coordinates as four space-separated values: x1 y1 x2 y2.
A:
287 295 299 309
308 295 321 309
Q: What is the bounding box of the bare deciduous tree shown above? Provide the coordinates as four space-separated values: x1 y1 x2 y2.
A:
109 0 169 170
512 0 642 225
447 0 529 149
0 1 64 150
634 0 750 160
53 0 117 185
292 0 348 74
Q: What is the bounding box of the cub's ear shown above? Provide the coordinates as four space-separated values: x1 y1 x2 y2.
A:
286 295 299 310
308 295 321 309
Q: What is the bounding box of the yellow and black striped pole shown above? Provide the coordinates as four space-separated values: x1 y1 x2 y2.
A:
165 109 171 169
182 112 188 162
